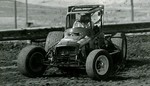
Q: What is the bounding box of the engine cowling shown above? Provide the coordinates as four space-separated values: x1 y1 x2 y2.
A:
54 27 92 63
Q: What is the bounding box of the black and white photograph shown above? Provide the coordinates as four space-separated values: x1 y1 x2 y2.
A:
1 0 150 86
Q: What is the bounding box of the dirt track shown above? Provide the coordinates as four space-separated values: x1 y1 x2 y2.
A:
1 59 150 86
1 36 150 86
1 0 150 85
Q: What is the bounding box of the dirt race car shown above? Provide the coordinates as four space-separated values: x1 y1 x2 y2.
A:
17 5 127 80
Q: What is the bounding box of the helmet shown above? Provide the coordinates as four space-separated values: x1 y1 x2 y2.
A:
80 14 91 23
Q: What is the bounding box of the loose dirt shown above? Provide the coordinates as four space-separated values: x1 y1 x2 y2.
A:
1 0 150 86
1 36 150 86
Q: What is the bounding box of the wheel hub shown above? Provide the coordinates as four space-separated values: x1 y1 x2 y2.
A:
95 55 109 75
29 52 44 72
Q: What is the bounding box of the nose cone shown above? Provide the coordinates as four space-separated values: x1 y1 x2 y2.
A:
57 38 80 47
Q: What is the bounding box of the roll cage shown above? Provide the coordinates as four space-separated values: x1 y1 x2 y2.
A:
66 5 104 33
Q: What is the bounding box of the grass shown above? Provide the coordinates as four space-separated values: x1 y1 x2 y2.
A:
0 1 66 29
1 1 150 29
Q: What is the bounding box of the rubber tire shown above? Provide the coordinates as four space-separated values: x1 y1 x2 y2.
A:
121 33 127 63
86 49 113 80
17 45 47 77
45 31 64 52
111 33 127 62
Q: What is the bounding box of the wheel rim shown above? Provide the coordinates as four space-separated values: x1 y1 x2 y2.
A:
95 55 109 75
29 52 44 72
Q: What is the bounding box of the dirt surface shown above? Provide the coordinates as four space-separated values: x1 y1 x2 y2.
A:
1 0 150 86
1 36 150 86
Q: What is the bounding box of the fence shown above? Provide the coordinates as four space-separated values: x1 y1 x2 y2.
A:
0 22 150 42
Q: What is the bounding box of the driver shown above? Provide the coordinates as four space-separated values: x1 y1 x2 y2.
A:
80 14 91 28
73 14 92 28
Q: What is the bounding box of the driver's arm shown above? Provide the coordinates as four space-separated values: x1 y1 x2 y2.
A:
73 20 84 28
77 36 91 47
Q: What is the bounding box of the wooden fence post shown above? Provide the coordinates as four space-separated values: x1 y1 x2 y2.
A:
14 0 17 29
131 0 134 21
26 0 28 27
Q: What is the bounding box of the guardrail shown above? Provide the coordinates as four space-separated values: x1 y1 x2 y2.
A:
0 27 64 41
103 22 150 33
1 21 150 41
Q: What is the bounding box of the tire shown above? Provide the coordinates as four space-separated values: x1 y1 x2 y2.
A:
111 33 127 62
86 49 113 80
17 45 47 77
45 31 64 52
121 33 127 63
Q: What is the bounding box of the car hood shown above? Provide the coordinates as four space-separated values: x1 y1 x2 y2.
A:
56 27 92 48
56 38 80 48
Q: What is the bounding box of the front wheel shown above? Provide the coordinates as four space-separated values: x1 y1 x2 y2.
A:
17 45 47 77
86 49 113 80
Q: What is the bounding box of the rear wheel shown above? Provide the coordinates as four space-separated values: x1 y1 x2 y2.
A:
45 31 63 52
111 33 127 63
86 49 113 80
121 33 127 63
17 45 47 77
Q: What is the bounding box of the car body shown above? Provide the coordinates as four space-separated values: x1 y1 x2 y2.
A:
17 5 127 80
